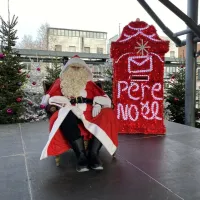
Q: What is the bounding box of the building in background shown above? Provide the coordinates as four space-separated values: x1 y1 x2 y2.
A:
107 35 119 54
196 65 200 90
160 36 179 58
178 43 200 60
178 42 200 91
47 28 107 54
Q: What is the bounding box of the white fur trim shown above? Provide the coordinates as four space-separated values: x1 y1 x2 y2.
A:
82 116 117 155
40 94 50 106
77 103 87 112
80 89 87 98
71 106 83 119
65 57 88 69
77 89 87 111
40 107 71 160
62 57 86 72
93 95 112 108
61 57 93 80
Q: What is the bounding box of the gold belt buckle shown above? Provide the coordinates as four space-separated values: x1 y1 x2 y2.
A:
76 96 83 104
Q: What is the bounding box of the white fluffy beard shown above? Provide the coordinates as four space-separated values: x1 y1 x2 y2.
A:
60 67 89 98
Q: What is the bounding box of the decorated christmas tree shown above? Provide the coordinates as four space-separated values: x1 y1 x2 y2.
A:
45 58 62 86
0 15 27 124
22 59 47 122
165 65 185 124
165 65 200 127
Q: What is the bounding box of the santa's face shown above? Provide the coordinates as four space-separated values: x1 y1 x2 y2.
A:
60 65 90 98
71 66 82 70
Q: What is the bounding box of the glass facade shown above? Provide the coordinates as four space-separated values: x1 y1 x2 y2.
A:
164 66 178 79
49 28 107 39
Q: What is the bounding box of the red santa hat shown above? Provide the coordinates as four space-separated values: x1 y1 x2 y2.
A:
60 55 93 80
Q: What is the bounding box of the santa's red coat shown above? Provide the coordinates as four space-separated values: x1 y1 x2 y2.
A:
40 79 118 160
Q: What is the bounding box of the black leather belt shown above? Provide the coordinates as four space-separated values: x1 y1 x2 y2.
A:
70 97 93 104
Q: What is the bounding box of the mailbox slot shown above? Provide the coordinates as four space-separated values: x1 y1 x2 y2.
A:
130 75 149 81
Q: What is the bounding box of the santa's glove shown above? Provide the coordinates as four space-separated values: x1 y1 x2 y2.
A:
49 96 71 108
92 104 101 117
40 94 50 107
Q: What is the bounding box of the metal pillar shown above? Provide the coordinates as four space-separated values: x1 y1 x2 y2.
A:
158 0 200 37
173 24 200 37
173 28 194 37
137 0 182 46
181 37 200 46
185 0 198 127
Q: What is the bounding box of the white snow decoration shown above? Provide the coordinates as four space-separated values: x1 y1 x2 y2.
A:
21 57 47 122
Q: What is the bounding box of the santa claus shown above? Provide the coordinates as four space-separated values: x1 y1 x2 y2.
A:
40 55 118 172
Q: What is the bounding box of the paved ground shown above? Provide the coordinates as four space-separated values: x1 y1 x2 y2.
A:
0 120 200 200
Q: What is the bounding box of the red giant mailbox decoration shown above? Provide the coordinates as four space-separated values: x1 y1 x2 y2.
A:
111 20 169 134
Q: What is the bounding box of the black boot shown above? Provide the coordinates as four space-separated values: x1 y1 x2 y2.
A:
88 137 103 170
71 137 89 172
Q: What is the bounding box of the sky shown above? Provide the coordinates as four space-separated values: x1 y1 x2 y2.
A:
0 0 199 43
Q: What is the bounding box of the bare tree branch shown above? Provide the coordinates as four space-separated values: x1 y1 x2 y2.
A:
17 22 53 50
16 34 36 49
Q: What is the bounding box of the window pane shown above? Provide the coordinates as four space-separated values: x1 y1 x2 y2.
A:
69 46 76 52
72 31 76 36
164 72 167 78
49 29 53 35
60 30 64 36
94 32 97 38
75 31 79 37
84 47 90 53
97 47 103 54
53 29 58 35
58 30 62 35
89 32 94 38
97 33 100 38
170 51 175 58
55 45 62 51
65 30 68 36
86 32 90 38
69 30 72 36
